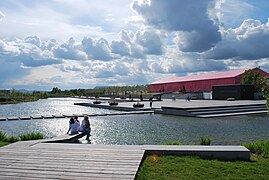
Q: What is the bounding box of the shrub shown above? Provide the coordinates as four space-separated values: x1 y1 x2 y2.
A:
19 133 44 141
200 137 211 145
0 131 7 141
162 141 182 145
242 140 269 158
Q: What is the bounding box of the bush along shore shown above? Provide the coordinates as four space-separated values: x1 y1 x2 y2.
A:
0 132 44 147
136 139 269 180
0 89 48 105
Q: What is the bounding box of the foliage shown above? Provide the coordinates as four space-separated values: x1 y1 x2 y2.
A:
0 131 7 141
242 140 269 158
19 133 44 141
0 141 11 147
48 85 149 98
241 69 268 93
136 155 269 180
0 89 48 104
200 137 211 145
0 131 44 143
162 141 182 145
4 136 21 143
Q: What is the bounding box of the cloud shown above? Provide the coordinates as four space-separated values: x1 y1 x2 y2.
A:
0 37 62 67
111 40 130 56
132 0 221 52
0 11 5 21
82 37 113 61
53 37 87 60
204 19 269 60
135 29 163 55
0 40 20 56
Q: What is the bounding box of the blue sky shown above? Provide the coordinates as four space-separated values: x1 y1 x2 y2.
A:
0 0 269 90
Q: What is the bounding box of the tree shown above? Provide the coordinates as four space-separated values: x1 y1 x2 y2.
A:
241 69 268 93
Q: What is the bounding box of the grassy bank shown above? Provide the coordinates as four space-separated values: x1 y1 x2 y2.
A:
0 141 11 147
0 132 44 145
136 140 269 180
0 97 40 105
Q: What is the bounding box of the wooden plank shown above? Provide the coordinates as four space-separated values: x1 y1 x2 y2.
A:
0 164 138 175
0 168 135 179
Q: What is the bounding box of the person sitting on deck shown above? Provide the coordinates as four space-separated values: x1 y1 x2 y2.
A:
67 117 80 134
74 115 80 126
80 116 91 141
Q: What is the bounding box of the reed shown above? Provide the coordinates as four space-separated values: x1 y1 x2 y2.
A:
19 133 44 141
0 131 7 141
162 141 182 145
200 137 211 145
242 140 269 158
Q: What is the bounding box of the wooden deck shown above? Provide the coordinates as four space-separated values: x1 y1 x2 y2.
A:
0 142 145 180
0 136 250 179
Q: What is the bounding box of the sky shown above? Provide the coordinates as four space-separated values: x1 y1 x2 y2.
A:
0 0 269 90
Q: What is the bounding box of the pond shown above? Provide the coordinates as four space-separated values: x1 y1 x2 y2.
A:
0 98 268 145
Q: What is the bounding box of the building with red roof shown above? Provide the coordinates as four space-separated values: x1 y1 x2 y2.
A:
149 68 269 93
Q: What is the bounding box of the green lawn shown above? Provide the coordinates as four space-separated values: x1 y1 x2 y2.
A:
136 155 269 180
0 141 11 147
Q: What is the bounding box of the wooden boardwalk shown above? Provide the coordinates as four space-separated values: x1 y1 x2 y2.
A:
0 142 145 180
0 135 250 179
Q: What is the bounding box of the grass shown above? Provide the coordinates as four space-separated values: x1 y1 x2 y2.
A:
19 133 44 141
136 140 269 179
136 155 269 180
0 131 44 143
0 141 11 147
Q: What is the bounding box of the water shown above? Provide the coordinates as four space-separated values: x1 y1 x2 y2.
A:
0 98 269 145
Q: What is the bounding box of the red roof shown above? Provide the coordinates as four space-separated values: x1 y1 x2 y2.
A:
150 69 247 85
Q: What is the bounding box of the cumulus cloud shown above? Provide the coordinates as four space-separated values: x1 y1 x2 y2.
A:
0 40 20 56
0 11 5 21
111 40 130 56
204 19 269 60
132 0 221 52
0 37 62 68
53 37 87 60
24 35 42 48
135 29 163 55
82 37 113 61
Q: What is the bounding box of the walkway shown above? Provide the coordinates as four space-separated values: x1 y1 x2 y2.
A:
0 141 145 180
0 138 250 179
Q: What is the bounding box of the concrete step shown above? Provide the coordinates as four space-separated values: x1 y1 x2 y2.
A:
191 107 268 115
186 104 266 112
198 110 268 118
